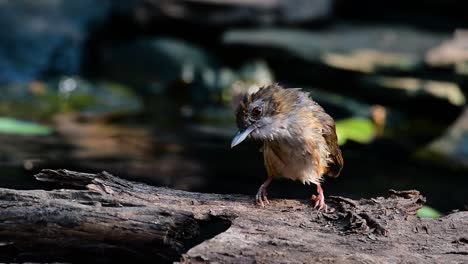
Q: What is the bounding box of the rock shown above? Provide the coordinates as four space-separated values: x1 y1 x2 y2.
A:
425 107 468 168
0 0 111 83
99 37 219 94
426 29 468 67
223 26 460 126
425 30 468 82
356 76 464 127
334 0 468 25
305 88 374 120
322 50 417 73
100 38 275 111
120 0 332 27
223 25 448 74
361 76 465 106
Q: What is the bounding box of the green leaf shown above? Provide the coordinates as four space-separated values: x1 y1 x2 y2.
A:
0 117 52 136
417 205 442 218
335 118 375 145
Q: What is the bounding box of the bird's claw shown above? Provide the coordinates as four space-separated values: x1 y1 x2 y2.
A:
255 188 269 207
312 194 327 212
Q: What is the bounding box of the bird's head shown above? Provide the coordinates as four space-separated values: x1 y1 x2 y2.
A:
231 84 307 148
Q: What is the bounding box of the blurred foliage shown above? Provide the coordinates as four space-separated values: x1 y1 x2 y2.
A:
417 206 442 218
0 117 51 136
0 77 142 119
335 118 375 145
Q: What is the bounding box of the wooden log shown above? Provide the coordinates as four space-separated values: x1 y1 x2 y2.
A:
0 169 466 263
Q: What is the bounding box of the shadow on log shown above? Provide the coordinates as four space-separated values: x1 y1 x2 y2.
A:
0 169 466 263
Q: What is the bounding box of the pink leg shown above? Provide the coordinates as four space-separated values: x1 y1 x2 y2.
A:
312 184 327 211
256 177 273 207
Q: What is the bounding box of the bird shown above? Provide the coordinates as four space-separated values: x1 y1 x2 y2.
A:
230 84 343 210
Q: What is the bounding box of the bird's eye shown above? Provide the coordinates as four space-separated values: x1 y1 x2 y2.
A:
252 106 262 117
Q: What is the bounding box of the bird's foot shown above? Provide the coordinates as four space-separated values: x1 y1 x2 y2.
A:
255 187 269 207
311 193 327 212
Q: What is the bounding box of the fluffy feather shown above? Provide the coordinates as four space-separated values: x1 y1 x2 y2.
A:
235 84 343 180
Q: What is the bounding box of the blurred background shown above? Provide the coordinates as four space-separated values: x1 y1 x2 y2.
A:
0 0 467 215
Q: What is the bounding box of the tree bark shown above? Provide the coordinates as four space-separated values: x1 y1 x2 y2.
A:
0 169 466 263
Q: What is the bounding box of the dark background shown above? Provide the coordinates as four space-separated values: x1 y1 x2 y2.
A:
1 0 467 214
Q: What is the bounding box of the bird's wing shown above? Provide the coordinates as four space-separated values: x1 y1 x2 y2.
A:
323 120 343 177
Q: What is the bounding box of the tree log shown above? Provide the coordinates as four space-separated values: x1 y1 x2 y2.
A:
0 169 466 263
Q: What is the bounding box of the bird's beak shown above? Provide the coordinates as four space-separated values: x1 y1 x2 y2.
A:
231 126 255 148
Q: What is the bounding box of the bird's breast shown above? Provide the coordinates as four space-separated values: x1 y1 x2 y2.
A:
263 139 325 185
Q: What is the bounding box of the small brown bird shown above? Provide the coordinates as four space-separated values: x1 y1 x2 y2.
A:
231 84 343 210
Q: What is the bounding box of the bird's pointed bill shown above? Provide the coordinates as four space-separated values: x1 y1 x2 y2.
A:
231 126 255 148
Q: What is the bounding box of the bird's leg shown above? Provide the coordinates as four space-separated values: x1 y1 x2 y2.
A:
256 177 273 207
312 184 327 211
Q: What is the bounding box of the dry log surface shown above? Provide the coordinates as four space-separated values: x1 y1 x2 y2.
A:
0 169 466 263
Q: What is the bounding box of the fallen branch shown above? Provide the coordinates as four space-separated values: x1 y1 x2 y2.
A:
0 169 465 263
